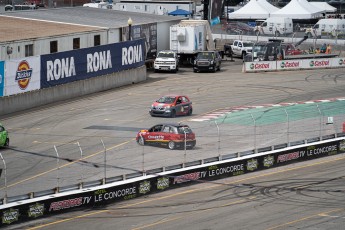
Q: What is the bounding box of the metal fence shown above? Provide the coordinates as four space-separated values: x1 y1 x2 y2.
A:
1 101 345 204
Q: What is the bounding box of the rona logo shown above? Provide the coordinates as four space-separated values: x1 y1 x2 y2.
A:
15 60 32 90
122 45 143 65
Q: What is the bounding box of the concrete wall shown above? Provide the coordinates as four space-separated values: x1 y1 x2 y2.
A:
0 66 146 116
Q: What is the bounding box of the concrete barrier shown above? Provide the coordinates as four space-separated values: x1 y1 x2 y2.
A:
0 66 146 116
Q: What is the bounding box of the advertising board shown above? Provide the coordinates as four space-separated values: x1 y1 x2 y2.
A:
301 59 331 69
40 39 145 88
4 57 41 96
244 61 276 72
1 138 344 227
276 60 303 70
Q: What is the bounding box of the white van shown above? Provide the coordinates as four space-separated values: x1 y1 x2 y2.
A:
254 17 293 37
312 19 345 38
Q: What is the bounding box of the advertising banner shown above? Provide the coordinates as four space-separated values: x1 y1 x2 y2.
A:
122 23 157 60
301 58 331 69
4 57 41 96
244 61 277 72
40 39 145 88
330 57 345 68
1 138 343 227
276 60 303 70
0 61 4 97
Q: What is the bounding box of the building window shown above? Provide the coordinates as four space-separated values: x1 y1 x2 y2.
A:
73 38 80 50
50 40 58 53
25 44 33 57
94 35 100 46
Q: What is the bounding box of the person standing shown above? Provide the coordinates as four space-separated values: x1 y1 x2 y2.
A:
325 44 332 54
320 43 327 53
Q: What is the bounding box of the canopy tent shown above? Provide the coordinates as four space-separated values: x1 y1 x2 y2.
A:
168 9 191 16
310 2 337 13
271 0 324 19
228 0 279 19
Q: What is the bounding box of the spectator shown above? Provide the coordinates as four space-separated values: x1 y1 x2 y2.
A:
315 48 320 54
325 44 332 54
320 43 327 53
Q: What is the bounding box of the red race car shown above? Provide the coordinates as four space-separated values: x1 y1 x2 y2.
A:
136 123 196 150
149 95 192 117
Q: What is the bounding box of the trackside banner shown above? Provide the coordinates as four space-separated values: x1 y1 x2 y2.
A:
40 39 145 88
4 57 41 96
243 57 345 72
1 139 345 226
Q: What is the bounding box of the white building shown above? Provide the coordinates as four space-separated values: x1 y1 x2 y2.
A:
113 0 202 18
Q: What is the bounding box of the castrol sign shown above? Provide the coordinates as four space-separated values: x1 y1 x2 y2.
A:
277 60 302 70
244 61 276 72
302 59 331 69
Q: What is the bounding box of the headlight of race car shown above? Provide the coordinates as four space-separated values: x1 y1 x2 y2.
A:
165 106 170 110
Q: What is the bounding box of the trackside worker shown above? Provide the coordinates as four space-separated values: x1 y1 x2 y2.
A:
325 44 332 54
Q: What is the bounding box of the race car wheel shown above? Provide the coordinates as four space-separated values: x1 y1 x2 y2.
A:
137 136 145 146
4 138 9 147
170 110 176 118
168 141 175 150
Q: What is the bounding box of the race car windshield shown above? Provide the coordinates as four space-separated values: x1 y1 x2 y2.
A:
157 96 176 103
177 126 192 134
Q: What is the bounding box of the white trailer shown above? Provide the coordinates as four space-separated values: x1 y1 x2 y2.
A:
312 19 345 38
254 17 293 37
170 20 215 64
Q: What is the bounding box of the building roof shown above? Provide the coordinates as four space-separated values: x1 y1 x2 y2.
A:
0 15 106 43
0 7 183 43
0 6 183 28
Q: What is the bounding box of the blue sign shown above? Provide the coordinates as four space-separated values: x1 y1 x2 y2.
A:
0 61 4 97
210 16 220 26
40 39 145 88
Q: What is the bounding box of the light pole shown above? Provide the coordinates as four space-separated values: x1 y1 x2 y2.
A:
128 17 133 41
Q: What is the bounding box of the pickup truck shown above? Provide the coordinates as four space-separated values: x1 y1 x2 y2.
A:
230 40 254 59
154 50 179 73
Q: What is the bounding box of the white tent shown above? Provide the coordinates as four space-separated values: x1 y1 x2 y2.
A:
310 2 337 13
271 0 323 19
228 0 279 19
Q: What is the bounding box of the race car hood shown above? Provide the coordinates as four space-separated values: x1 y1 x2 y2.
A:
152 102 173 108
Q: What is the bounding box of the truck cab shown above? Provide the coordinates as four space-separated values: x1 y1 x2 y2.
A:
154 50 179 73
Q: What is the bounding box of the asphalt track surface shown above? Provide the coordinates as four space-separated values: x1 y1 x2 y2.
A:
1 58 345 229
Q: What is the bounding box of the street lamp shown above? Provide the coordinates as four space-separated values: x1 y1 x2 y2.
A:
128 17 133 41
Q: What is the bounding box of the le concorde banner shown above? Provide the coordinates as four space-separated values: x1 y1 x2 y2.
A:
0 61 4 96
40 39 145 88
1 139 345 226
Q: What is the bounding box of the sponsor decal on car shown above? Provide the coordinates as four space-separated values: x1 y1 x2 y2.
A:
148 135 164 140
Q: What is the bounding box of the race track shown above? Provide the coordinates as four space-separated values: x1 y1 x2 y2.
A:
1 58 345 205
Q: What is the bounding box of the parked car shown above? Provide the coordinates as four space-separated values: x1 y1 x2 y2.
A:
0 123 9 148
136 123 196 150
149 95 192 117
193 51 222 73
154 50 179 73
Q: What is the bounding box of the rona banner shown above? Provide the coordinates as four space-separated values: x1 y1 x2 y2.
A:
40 39 145 88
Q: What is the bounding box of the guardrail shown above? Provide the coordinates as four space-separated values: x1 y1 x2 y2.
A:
1 132 344 205
0 134 344 226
